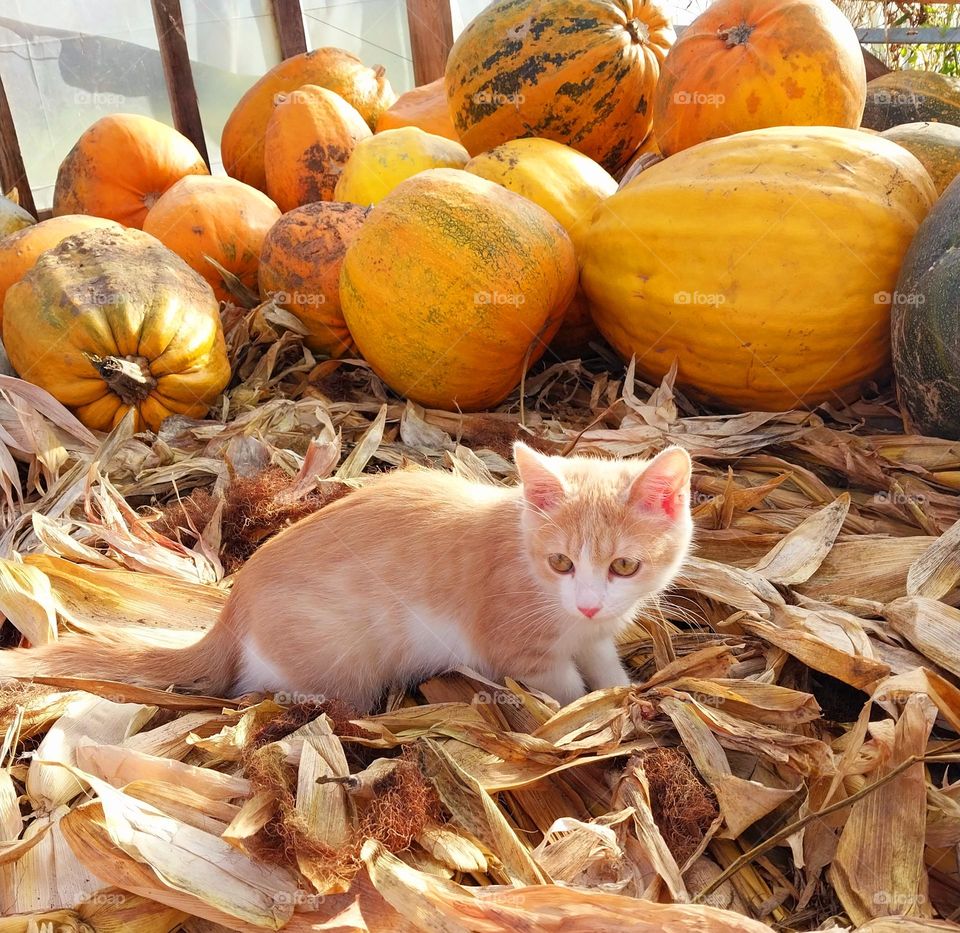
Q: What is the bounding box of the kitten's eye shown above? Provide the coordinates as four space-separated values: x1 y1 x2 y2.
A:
548 553 574 574
610 557 641 577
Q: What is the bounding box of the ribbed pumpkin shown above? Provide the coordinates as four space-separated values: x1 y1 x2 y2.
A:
892 174 960 439
880 123 960 195
222 48 395 191
580 126 936 411
465 137 617 355
445 0 674 173
340 169 577 410
653 0 866 156
375 78 459 140
334 127 469 205
2 227 230 432
264 86 372 211
0 195 34 238
258 201 369 357
53 114 209 228
143 175 281 303
0 215 122 327
862 71 960 131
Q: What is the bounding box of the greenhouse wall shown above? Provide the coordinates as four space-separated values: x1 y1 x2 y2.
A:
0 0 778 210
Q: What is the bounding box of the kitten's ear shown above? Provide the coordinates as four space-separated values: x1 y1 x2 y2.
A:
627 446 692 519
513 442 565 511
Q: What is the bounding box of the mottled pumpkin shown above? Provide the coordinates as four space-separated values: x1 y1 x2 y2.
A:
0 215 122 327
892 174 960 439
880 122 960 195
3 227 230 432
264 86 372 211
581 126 936 411
861 70 960 131
445 0 674 173
335 127 469 205
465 137 617 355
653 0 866 156
222 48 395 191
340 169 577 410
53 114 209 227
0 195 35 238
143 175 281 303
375 78 460 140
258 201 370 357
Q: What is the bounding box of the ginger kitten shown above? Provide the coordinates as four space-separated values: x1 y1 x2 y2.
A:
0 442 694 711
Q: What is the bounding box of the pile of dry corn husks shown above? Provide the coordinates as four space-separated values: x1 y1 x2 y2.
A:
0 305 959 932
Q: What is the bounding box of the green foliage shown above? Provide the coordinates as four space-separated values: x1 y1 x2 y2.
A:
836 1 960 75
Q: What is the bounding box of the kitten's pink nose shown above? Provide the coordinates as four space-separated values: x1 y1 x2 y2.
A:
578 605 600 618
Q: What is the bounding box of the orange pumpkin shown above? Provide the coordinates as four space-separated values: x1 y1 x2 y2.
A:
221 48 395 191
264 86 372 211
340 169 577 411
375 78 459 140
143 175 281 303
445 0 674 173
258 201 369 357
53 114 208 227
653 0 866 156
0 215 122 327
464 138 617 356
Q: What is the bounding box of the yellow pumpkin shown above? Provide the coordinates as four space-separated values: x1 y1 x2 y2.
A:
335 127 469 205
580 126 936 411
3 227 230 432
340 169 577 410
0 214 123 327
464 138 617 355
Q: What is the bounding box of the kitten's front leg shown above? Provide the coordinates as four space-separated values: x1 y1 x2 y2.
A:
576 638 632 691
523 660 586 707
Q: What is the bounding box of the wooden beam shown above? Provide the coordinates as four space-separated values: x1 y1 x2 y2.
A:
151 0 209 167
0 70 36 217
406 0 453 85
270 0 308 60
858 26 960 43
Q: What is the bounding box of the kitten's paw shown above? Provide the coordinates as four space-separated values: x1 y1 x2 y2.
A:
523 663 586 707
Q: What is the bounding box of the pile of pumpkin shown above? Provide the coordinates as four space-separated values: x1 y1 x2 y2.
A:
1 0 959 438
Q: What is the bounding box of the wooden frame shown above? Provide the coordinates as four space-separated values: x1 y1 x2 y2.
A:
0 70 35 215
406 0 454 85
151 0 209 167
1 1 957 212
270 0 308 60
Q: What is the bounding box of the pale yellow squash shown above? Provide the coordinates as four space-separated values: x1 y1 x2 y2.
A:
580 126 937 411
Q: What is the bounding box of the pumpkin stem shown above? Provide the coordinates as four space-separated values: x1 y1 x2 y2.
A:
625 18 650 43
718 22 754 47
88 354 157 405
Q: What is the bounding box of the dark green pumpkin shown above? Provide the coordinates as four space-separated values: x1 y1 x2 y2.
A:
862 70 960 131
892 173 960 439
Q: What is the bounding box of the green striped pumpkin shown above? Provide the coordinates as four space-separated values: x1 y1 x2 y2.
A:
444 0 675 174
862 70 960 131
